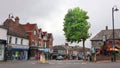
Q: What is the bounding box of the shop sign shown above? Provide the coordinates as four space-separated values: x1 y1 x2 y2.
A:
44 48 50 52
38 48 50 52
12 44 29 49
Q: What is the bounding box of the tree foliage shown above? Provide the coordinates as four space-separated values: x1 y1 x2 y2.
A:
63 7 90 43
63 7 91 61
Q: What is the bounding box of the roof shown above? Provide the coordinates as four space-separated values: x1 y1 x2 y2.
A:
0 25 7 29
21 23 37 32
53 45 90 51
2 18 28 39
91 29 120 41
53 46 66 50
42 32 47 35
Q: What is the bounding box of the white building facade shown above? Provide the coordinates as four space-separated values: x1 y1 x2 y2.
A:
7 35 29 60
0 27 7 61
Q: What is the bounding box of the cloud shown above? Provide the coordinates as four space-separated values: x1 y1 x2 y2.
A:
0 0 120 48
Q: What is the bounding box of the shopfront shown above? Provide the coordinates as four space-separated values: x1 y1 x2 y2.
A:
9 44 29 60
29 46 39 60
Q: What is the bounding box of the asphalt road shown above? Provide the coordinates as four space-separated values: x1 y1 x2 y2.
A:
0 60 120 68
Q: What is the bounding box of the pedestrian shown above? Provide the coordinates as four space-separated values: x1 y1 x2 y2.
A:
12 54 16 62
87 51 91 62
15 51 18 60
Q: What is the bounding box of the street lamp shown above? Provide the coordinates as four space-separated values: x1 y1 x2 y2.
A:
102 35 106 55
111 5 119 62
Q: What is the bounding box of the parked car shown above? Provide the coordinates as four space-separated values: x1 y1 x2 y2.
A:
56 55 64 60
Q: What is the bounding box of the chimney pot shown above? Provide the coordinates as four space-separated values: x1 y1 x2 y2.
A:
106 26 108 30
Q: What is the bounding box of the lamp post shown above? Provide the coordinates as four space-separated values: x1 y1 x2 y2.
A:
102 35 106 55
111 5 119 62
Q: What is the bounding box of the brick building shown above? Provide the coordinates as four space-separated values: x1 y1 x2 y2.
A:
21 23 40 59
91 27 120 55
2 16 29 60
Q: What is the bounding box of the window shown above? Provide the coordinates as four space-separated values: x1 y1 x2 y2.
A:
15 38 17 44
34 40 37 46
39 32 42 38
34 30 36 35
21 39 23 45
9 36 12 44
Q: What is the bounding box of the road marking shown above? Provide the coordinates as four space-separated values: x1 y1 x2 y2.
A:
32 62 35 64
81 62 87 64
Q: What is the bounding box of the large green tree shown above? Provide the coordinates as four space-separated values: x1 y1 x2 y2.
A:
63 7 91 61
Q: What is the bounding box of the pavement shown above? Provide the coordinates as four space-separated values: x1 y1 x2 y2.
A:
0 60 120 64
0 60 28 64
96 60 120 63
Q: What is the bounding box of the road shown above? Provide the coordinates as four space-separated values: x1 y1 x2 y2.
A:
0 60 120 68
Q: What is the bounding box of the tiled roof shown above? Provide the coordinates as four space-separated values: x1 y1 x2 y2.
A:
0 25 7 29
53 45 90 51
42 32 47 35
21 23 37 32
3 18 28 39
91 29 120 41
53 45 66 50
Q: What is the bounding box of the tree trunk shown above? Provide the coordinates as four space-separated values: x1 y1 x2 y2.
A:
83 40 86 61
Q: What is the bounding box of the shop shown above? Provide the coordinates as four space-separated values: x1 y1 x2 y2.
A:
8 44 29 60
29 46 39 60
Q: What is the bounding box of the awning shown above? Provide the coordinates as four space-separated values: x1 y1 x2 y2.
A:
11 44 29 50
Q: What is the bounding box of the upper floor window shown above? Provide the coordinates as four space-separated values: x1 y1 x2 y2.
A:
34 30 37 35
39 32 42 38
43 35 48 40
21 39 23 45
9 36 12 44
15 38 18 44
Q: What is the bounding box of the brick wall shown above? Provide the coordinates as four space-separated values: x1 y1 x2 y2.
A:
96 55 120 61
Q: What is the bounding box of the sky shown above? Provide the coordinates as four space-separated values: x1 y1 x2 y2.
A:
0 0 120 48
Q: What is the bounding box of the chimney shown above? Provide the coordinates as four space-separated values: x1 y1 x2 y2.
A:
15 16 19 24
65 43 69 46
27 22 30 25
106 26 108 30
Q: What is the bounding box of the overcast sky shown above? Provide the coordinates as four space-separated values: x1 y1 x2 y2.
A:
0 0 120 48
